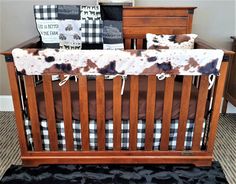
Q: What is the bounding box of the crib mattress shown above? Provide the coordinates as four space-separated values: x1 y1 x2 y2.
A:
24 119 206 151
36 76 202 120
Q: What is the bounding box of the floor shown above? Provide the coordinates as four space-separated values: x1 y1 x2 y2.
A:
0 112 235 184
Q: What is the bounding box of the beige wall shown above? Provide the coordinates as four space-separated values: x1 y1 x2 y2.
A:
136 0 236 49
0 0 235 95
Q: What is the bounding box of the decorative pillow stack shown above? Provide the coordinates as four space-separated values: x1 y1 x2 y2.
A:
34 5 103 49
146 33 198 49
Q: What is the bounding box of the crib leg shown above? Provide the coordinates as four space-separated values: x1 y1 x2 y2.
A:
22 159 40 168
222 99 228 114
193 160 212 167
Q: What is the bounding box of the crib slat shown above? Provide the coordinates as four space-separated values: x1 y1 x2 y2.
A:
42 75 58 151
196 76 200 88
145 76 157 151
207 62 228 153
96 76 106 151
60 75 74 151
160 77 175 151
7 63 28 154
79 76 89 151
25 76 42 151
136 39 143 49
176 76 192 151
113 76 122 150
129 76 139 150
192 76 209 151
125 39 132 49
19 76 27 111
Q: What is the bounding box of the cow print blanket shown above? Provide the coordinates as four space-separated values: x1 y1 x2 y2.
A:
12 48 224 76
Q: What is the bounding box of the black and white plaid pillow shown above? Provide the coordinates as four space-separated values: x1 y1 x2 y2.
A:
81 20 103 44
34 5 58 20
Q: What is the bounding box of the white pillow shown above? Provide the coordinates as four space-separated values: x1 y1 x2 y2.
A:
146 33 198 49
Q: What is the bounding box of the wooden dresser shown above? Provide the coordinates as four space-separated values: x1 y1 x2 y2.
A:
222 36 236 113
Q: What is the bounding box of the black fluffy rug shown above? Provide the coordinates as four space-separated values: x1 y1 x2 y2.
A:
1 162 228 184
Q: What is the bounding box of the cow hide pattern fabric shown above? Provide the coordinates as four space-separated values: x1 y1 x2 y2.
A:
146 33 198 49
12 48 224 76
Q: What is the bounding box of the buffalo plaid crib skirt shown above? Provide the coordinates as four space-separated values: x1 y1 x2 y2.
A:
24 119 206 151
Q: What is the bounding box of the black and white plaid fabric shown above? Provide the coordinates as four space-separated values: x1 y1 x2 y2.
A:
34 5 58 20
24 119 206 151
167 120 205 150
81 20 103 43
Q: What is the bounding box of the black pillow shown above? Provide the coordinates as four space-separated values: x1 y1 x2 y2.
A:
101 5 123 21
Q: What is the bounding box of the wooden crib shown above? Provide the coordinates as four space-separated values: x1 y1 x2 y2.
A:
1 7 233 167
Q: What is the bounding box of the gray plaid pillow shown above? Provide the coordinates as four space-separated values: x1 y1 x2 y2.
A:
103 20 123 50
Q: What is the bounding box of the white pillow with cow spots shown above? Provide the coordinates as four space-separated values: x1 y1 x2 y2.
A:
146 33 198 49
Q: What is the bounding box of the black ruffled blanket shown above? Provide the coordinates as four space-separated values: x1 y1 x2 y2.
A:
1 162 228 184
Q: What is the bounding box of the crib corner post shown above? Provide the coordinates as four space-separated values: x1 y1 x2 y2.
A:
207 62 228 154
6 61 28 156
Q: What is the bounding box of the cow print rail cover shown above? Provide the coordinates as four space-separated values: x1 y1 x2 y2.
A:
12 48 224 76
